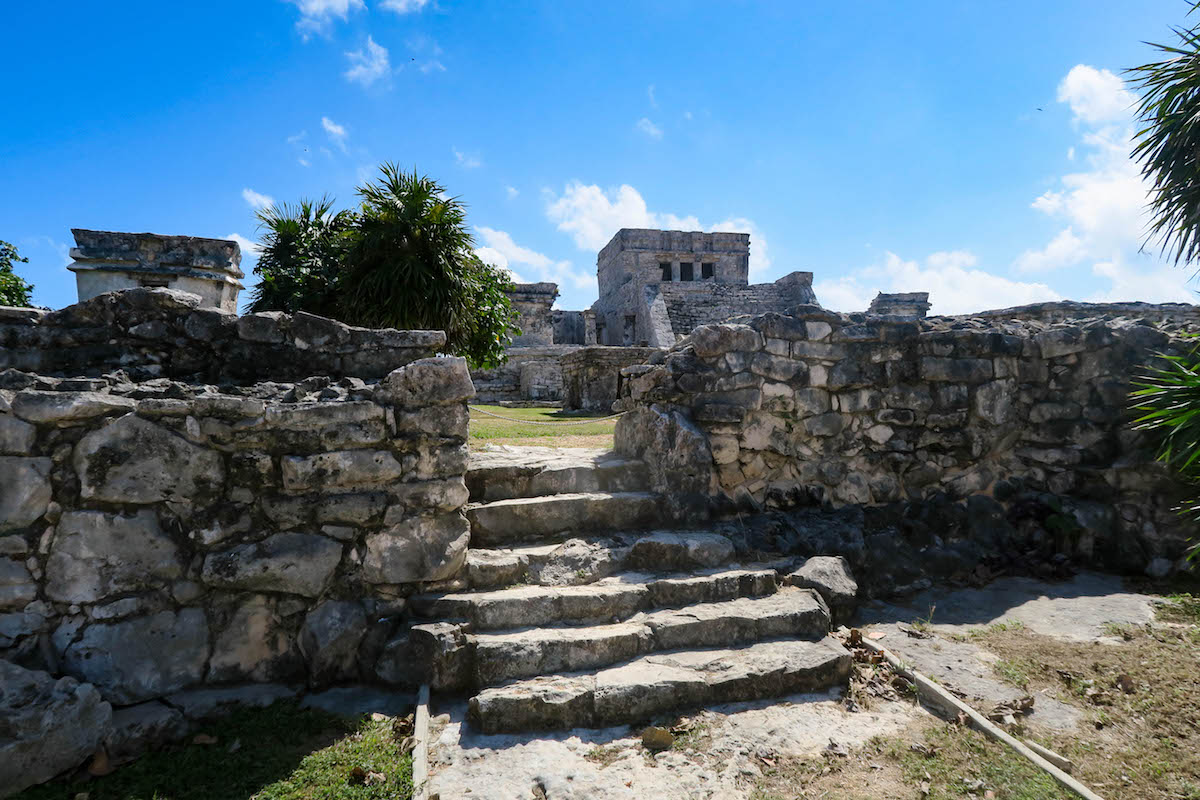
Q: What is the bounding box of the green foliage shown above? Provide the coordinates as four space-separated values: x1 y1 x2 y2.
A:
339 164 516 369
1131 340 1200 559
250 197 357 318
0 239 35 307
1128 3 1200 267
248 164 518 369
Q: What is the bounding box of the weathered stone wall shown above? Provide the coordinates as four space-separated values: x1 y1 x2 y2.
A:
562 346 662 411
0 288 443 383
470 345 582 404
0 356 474 704
506 283 559 347
616 302 1200 575
656 272 818 339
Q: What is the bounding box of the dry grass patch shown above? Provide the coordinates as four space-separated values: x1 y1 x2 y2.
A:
974 623 1200 800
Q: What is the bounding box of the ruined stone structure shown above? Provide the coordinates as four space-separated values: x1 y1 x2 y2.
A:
616 302 1200 584
561 346 660 412
69 230 244 312
591 229 818 347
867 292 930 318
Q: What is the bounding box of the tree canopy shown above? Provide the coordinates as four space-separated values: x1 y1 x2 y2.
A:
0 240 35 308
250 165 518 369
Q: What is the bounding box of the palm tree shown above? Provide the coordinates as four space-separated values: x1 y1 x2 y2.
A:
250 197 356 318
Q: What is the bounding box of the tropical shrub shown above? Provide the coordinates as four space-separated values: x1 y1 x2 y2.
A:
0 239 35 307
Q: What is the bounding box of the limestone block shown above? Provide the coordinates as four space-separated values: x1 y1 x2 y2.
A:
362 512 470 585
236 311 287 343
787 556 858 624
973 379 1015 426
264 400 385 432
0 456 51 530
207 595 299 683
46 509 182 603
0 661 113 796
0 557 36 610
394 404 469 439
11 391 135 424
299 599 368 684
315 492 388 525
1035 326 1085 359
381 356 475 408
384 478 470 517
105 701 187 766
61 609 209 704
202 533 342 597
919 357 993 383
688 324 761 359
709 434 740 465
804 412 846 437
74 414 225 504
281 449 404 492
751 352 803 382
0 414 35 454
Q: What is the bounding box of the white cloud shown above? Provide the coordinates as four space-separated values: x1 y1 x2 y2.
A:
475 226 596 291
226 233 262 256
454 148 482 169
1012 62 1195 303
506 186 519 199
648 84 658 108
636 117 663 140
344 36 391 87
815 251 1062 315
321 116 348 151
381 0 429 12
407 35 446 74
288 0 364 38
1057 65 1136 125
241 188 274 210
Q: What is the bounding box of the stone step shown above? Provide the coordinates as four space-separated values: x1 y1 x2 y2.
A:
410 567 779 630
466 446 649 502
467 492 663 547
469 588 829 686
468 636 852 733
462 530 743 590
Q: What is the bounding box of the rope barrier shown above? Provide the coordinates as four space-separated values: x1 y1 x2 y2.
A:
468 405 626 425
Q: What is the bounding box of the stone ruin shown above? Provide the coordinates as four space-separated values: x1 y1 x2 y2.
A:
2 226 1199 795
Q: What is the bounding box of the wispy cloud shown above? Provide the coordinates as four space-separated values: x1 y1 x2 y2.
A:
506 186 519 199
287 0 364 39
647 84 658 108
344 36 391 87
407 35 446 73
226 233 263 256
322 116 348 152
242 188 274 210
635 117 663 140
454 148 482 169
381 0 430 13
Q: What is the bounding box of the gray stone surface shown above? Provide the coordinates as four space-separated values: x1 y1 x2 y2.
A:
207 595 298 683
468 491 662 546
299 687 416 718
46 509 182 603
786 556 858 624
0 455 51 531
299 599 368 684
362 513 470 584
61 609 210 704
11 391 136 424
165 684 298 720
78 414 226 504
0 660 113 797
202 533 342 598
0 557 37 609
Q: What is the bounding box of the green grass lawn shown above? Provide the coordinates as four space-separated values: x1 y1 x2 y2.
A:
18 702 414 800
469 404 617 448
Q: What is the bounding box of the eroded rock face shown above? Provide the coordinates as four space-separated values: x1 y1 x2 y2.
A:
74 414 225 504
60 609 209 704
105 701 187 766
207 595 300 683
363 513 470 584
0 456 51 531
300 599 368 685
202 533 342 598
787 556 858 624
0 660 112 796
0 558 37 610
380 356 476 408
46 509 182 603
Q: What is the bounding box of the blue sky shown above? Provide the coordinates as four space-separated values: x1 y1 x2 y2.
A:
2 0 1196 315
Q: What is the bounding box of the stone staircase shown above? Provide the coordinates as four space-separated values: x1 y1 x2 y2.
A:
410 446 852 734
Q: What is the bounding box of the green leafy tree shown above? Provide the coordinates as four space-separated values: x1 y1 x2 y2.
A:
248 166 517 369
249 197 357 318
0 239 35 307
1128 6 1200 560
338 164 517 368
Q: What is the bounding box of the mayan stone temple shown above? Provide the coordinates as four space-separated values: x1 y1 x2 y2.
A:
1 224 1197 797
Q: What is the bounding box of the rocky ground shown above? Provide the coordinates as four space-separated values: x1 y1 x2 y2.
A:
423 571 1185 800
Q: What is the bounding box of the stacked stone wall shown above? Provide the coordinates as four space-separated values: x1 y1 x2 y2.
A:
0 288 443 383
616 302 1200 574
562 346 662 411
658 274 817 337
470 345 581 404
